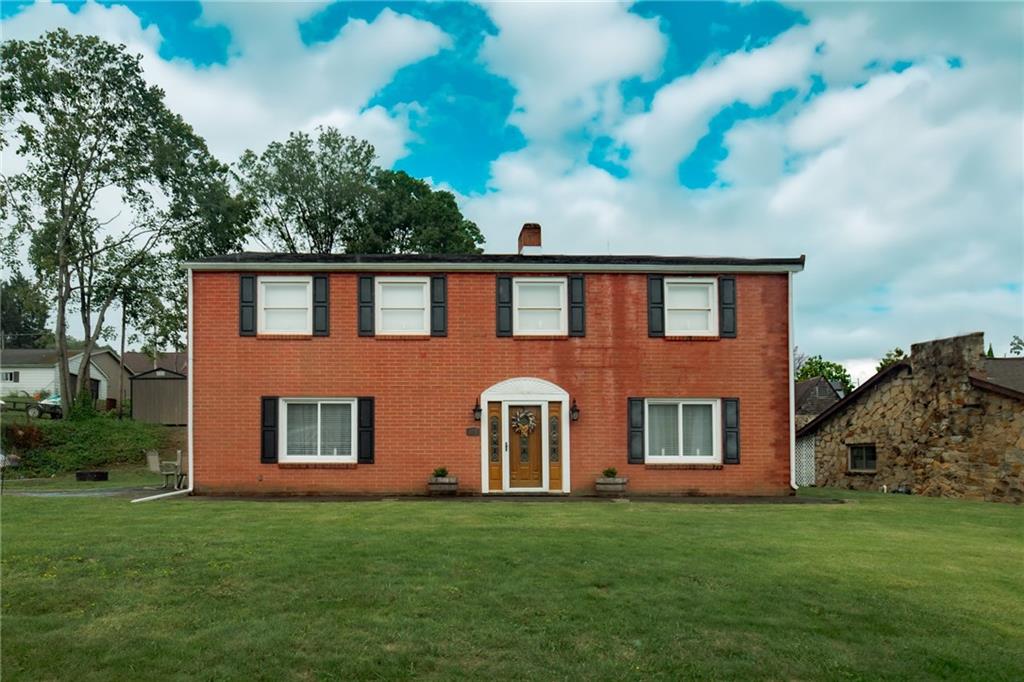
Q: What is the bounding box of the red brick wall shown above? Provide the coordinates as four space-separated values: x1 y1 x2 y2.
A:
192 271 792 495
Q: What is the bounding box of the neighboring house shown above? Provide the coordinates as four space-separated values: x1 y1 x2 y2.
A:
794 376 842 429
184 223 804 496
793 376 842 486
0 347 130 405
125 352 188 426
797 333 1024 502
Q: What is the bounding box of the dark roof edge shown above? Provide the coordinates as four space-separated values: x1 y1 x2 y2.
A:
797 361 911 437
183 252 805 273
130 367 187 380
968 373 1024 402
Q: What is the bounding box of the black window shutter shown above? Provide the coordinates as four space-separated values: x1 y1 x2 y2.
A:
358 276 374 336
723 398 740 464
239 274 256 336
312 274 330 336
628 398 645 464
496 275 513 337
719 276 736 338
261 396 278 464
430 275 447 337
647 275 664 337
357 397 375 464
568 274 586 337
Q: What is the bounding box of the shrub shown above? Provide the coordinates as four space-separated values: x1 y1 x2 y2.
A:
2 423 45 451
432 466 449 478
3 416 169 475
601 467 618 479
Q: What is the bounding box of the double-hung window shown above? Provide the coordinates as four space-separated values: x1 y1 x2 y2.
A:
848 444 877 473
513 277 567 335
258 276 312 335
645 399 721 463
664 278 718 336
376 277 430 335
279 398 357 463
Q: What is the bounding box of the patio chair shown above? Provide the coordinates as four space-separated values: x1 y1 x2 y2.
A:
145 450 177 490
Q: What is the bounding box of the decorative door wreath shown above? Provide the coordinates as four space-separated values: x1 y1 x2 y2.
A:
511 409 537 437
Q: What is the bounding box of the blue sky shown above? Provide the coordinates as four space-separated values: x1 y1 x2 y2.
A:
2 1 1022 378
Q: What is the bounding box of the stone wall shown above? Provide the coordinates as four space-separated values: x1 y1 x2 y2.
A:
814 333 1024 503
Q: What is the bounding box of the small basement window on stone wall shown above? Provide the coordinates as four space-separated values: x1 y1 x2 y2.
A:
848 444 877 473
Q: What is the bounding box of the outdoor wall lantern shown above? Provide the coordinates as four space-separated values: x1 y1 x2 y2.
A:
473 399 482 421
570 399 580 422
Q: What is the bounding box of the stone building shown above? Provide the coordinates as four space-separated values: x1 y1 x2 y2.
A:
797 333 1024 502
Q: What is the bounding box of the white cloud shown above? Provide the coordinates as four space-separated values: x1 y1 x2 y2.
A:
467 3 1023 361
617 24 816 179
1 1 450 163
479 1 666 142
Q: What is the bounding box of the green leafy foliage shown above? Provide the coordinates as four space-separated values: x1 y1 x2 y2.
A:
1 415 168 475
431 466 449 478
602 467 618 478
235 127 483 255
1 30 249 414
1011 335 1023 356
876 346 907 372
796 355 855 395
0 270 53 348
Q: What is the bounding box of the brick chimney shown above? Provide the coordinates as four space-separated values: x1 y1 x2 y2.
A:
518 223 542 255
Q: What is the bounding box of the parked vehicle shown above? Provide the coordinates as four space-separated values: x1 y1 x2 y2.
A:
26 394 63 419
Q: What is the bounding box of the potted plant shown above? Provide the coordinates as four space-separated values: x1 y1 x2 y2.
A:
595 467 628 497
427 466 458 495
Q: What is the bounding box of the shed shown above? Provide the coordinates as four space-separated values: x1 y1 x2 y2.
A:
131 368 187 425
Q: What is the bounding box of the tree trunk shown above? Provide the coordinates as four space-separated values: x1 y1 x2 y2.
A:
55 270 72 416
118 299 126 419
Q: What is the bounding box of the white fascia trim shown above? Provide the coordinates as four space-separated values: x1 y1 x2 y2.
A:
185 262 805 274
133 267 195 504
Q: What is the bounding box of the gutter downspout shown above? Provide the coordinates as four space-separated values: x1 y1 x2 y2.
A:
788 271 797 490
132 267 194 504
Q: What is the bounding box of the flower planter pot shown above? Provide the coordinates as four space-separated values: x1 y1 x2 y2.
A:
427 476 458 495
76 470 109 482
595 476 628 497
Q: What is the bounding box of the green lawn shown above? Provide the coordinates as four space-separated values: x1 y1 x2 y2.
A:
2 491 1022 680
2 465 163 491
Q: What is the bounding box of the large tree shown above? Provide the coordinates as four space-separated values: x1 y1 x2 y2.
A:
796 355 856 395
1 30 249 415
0 270 53 348
236 126 483 255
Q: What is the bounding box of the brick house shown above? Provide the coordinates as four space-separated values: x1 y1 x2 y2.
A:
797 333 1024 502
183 224 804 496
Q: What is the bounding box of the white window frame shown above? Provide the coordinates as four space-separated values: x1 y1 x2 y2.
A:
278 397 358 463
664 277 718 337
375 276 430 336
257 276 313 335
1 371 18 382
644 398 722 464
512 277 568 336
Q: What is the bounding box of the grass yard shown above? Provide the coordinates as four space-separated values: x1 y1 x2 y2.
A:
2 490 1022 680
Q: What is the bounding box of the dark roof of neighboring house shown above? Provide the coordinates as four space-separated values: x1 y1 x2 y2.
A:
797 362 911 437
123 351 188 376
980 358 1024 393
794 376 841 415
1 347 118 368
0 348 59 366
970 358 1024 400
185 252 805 272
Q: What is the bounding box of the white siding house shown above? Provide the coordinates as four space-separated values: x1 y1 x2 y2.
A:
1 348 112 400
